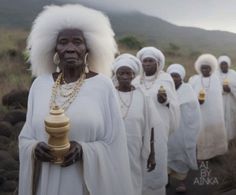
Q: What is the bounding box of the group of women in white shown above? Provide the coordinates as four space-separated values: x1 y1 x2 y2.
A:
18 4 236 195
112 48 236 194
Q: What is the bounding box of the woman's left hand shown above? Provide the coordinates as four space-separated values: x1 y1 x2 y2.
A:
61 141 83 167
147 153 156 172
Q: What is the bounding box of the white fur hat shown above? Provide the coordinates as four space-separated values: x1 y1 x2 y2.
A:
218 55 231 67
167 64 186 80
194 54 217 74
113 53 141 76
136 47 165 71
27 4 118 77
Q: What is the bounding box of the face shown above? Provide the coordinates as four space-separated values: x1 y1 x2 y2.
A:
170 73 182 89
55 29 88 70
200 65 211 77
220 61 229 73
142 57 158 75
116 66 134 86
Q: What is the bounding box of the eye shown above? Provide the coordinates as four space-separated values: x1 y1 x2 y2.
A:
74 38 83 45
58 38 68 45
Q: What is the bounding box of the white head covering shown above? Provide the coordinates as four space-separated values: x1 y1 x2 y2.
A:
113 53 141 76
167 64 186 80
218 55 231 67
136 47 165 71
194 54 217 74
27 4 118 77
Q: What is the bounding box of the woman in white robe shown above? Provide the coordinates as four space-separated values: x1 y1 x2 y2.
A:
18 5 134 195
189 54 228 160
132 47 180 195
167 64 201 192
217 56 236 141
113 53 157 195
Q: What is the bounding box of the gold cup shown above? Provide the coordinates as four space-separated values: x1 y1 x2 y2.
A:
198 89 206 101
45 106 70 164
223 79 229 87
158 85 166 95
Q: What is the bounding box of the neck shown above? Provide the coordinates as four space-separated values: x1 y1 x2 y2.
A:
175 82 182 90
62 67 84 83
222 70 228 74
117 84 133 92
145 71 156 76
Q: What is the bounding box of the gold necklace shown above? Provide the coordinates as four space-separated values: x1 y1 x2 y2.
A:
117 90 134 119
50 72 86 111
201 76 211 91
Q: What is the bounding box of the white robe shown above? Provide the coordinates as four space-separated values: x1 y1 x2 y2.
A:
189 74 228 160
116 88 152 195
18 74 134 195
168 83 201 174
132 71 180 193
217 69 236 141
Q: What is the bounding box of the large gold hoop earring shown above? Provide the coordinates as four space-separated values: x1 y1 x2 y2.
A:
84 53 89 73
53 52 60 65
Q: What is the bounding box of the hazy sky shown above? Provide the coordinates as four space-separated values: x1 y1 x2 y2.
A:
75 0 236 33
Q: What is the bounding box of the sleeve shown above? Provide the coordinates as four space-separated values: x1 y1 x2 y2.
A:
18 83 39 195
79 84 134 195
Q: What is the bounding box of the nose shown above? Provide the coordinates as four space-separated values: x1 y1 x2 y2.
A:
65 42 76 53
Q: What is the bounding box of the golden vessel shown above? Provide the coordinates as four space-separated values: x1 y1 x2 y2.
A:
158 85 166 94
223 79 229 87
198 89 206 101
44 106 70 164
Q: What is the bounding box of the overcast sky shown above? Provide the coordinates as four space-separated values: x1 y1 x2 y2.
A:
74 0 236 33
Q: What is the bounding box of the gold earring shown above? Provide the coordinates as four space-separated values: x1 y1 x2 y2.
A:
53 52 60 65
84 53 89 73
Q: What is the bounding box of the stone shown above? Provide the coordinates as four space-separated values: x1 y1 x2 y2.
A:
3 110 26 125
0 121 12 138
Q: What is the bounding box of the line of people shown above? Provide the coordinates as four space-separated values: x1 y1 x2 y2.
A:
18 4 236 195
112 48 236 194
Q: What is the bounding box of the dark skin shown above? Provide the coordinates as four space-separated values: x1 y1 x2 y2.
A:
199 65 211 105
35 29 96 167
116 66 156 172
170 73 182 90
142 57 167 103
220 62 231 93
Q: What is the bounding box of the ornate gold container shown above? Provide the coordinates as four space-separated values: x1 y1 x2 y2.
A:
223 79 229 87
198 89 206 101
158 85 166 94
44 106 70 164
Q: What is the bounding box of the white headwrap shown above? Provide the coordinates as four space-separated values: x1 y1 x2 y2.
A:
113 53 141 76
167 64 186 80
27 4 118 77
218 55 231 67
194 54 217 74
136 47 165 71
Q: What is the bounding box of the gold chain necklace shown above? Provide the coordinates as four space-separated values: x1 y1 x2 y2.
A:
117 90 134 119
50 73 86 111
201 76 211 91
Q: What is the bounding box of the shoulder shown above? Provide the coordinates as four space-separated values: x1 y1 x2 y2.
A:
30 74 52 90
188 74 199 83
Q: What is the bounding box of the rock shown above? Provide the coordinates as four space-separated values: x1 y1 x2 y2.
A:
2 89 28 109
3 170 19 181
0 159 19 171
11 121 25 140
3 110 26 125
0 175 6 185
0 180 17 192
0 150 14 161
0 136 10 150
0 121 12 138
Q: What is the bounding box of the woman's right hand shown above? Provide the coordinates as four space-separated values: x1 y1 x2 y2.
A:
199 99 204 105
34 142 54 162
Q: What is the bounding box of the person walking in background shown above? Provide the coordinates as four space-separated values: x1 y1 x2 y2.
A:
189 54 228 161
217 56 236 142
167 64 201 193
113 53 157 195
133 47 180 195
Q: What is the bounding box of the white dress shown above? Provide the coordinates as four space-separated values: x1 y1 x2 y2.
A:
18 74 134 195
116 88 151 195
217 69 236 141
189 74 228 160
168 83 201 174
132 71 180 194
